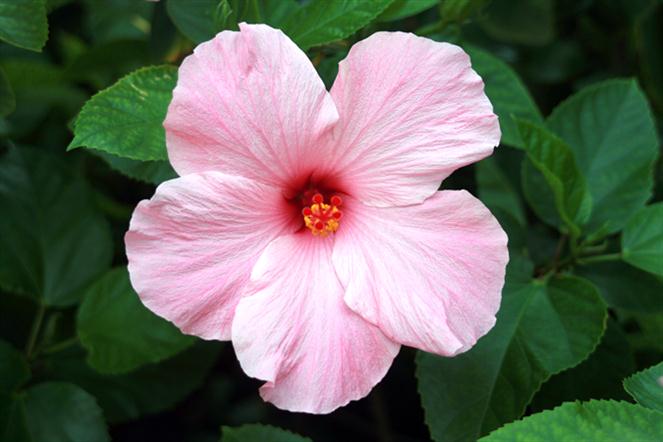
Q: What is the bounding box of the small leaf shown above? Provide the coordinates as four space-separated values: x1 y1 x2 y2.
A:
0 340 29 394
167 0 232 43
0 0 48 51
480 400 663 441
466 46 543 149
623 362 663 413
2 382 110 442
416 274 607 442
0 146 112 306
622 203 663 277
222 424 312 442
546 79 659 234
574 261 663 312
43 342 221 423
0 67 15 117
77 267 194 374
69 65 177 161
378 0 438 22
282 0 395 50
517 119 592 236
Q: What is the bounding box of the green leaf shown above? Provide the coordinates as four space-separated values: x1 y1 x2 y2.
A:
222 424 312 442
476 157 526 226
282 0 394 51
440 0 490 24
94 150 176 185
574 261 663 312
167 0 233 44
77 267 193 374
0 146 112 306
1 59 86 137
466 46 543 149
1 382 110 442
69 65 177 161
0 67 15 117
625 313 663 353
480 400 663 441
0 340 29 394
416 274 607 442
0 0 48 51
623 362 663 413
517 119 592 236
546 79 659 234
635 4 663 113
531 319 635 411
622 203 663 277
43 342 221 423
82 0 153 44
479 0 554 46
378 0 438 21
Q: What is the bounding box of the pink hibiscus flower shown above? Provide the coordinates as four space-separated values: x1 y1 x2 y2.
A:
125 23 508 414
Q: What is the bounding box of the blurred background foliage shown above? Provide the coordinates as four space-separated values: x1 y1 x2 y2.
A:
0 0 662 441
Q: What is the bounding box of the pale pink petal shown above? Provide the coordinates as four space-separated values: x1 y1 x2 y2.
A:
231 233 399 414
325 32 500 207
125 172 298 340
164 23 338 191
332 191 508 356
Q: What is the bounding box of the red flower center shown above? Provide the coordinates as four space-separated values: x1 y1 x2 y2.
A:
300 192 343 237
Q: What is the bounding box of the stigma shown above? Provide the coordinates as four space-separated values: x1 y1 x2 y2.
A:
302 193 343 237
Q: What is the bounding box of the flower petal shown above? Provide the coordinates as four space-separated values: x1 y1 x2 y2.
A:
165 23 339 190
125 172 297 340
231 233 399 414
332 191 508 356
327 32 500 206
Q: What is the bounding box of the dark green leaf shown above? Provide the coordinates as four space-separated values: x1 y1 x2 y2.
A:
1 59 86 137
2 382 110 442
466 46 543 149
574 261 663 312
43 342 221 423
622 203 663 277
0 146 112 306
546 79 659 234
0 0 48 51
95 150 177 185
479 0 554 46
518 119 592 236
82 0 153 44
69 65 177 161
480 400 663 441
222 424 312 442
0 340 29 394
167 0 232 44
440 0 490 24
0 67 15 117
77 267 193 374
416 274 607 442
476 157 525 225
532 319 635 411
378 0 438 22
635 4 663 113
282 0 394 50
623 362 663 413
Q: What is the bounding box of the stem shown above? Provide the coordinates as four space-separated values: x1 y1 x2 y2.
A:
577 252 622 265
41 336 79 355
25 303 46 359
